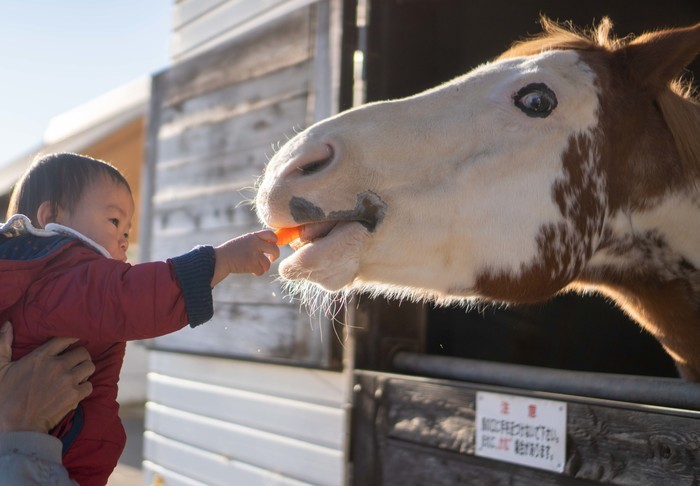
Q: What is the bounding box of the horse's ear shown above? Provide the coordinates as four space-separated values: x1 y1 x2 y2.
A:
621 23 700 94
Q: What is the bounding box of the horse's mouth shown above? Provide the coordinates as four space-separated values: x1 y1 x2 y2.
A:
289 221 340 250
287 191 387 250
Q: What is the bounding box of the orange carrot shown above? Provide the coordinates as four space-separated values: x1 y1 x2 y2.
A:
274 226 302 246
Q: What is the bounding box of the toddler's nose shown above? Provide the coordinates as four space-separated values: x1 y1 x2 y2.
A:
119 236 129 256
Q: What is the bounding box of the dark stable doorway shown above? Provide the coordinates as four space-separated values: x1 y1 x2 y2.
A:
359 0 698 377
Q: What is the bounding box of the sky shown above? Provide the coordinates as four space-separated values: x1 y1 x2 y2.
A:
0 0 172 166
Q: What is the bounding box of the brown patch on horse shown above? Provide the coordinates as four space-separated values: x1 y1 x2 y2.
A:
552 132 606 242
474 132 606 303
583 49 688 211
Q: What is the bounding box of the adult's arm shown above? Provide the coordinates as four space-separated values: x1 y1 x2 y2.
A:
0 322 94 485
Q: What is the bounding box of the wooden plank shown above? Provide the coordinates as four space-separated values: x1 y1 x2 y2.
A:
565 405 700 483
174 0 287 54
148 351 347 407
156 93 308 172
352 372 700 485
148 373 345 449
381 440 590 486
173 1 327 63
385 378 476 454
143 431 312 486
156 61 310 153
173 0 229 30
155 149 267 200
146 403 344 485
139 72 163 265
149 302 335 365
144 4 341 367
162 7 312 106
151 192 262 240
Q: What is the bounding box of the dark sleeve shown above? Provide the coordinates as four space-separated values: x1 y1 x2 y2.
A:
169 245 216 327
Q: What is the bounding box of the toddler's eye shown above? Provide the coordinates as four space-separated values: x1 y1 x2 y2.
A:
110 218 120 227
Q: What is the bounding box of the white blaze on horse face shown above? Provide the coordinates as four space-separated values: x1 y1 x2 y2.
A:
257 50 602 298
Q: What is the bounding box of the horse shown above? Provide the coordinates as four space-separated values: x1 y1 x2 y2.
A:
255 18 700 380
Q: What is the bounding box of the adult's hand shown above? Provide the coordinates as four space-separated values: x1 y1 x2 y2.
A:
0 322 94 434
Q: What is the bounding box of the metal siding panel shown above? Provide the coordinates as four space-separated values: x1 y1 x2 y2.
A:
174 0 285 57
148 373 345 449
146 405 343 485
144 354 347 483
148 351 347 408
143 433 313 485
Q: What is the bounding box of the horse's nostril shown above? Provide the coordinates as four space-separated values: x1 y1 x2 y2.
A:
298 144 334 175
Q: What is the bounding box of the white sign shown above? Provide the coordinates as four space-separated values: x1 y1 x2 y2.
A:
475 391 567 473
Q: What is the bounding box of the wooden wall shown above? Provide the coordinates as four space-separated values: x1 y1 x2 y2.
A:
143 2 349 484
172 0 331 62
145 3 340 366
353 371 700 485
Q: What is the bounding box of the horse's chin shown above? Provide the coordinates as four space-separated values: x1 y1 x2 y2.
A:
278 221 369 291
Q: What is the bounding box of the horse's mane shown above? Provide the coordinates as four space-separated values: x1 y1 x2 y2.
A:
500 17 700 189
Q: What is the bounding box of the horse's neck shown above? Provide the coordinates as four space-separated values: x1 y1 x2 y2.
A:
579 191 700 379
586 277 700 380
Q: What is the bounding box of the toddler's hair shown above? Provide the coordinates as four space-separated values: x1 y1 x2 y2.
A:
7 152 131 226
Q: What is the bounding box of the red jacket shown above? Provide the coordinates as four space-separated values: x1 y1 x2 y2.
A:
1 223 215 486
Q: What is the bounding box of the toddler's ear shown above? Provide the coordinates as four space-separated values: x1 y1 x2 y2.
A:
36 201 56 228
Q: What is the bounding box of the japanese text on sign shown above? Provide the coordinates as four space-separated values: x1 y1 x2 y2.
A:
475 391 567 473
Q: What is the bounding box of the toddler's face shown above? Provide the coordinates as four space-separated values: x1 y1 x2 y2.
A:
58 176 134 261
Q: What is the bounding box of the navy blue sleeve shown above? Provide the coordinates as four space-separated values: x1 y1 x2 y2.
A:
169 245 216 327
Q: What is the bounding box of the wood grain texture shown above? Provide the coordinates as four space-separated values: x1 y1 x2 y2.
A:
156 83 308 169
143 4 347 486
352 372 700 485
162 7 312 106
145 5 342 366
149 302 335 365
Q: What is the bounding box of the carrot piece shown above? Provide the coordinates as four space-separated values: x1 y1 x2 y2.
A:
274 226 302 246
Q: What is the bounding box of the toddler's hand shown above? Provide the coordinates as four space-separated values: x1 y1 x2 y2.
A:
213 230 280 283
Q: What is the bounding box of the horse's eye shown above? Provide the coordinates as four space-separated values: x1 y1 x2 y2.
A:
513 83 557 118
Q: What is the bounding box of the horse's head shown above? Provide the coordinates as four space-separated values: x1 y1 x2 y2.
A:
255 19 700 304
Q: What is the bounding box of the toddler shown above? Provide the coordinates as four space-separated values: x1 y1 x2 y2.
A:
0 152 280 485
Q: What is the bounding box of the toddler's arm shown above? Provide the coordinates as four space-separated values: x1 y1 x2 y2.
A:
211 230 280 287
